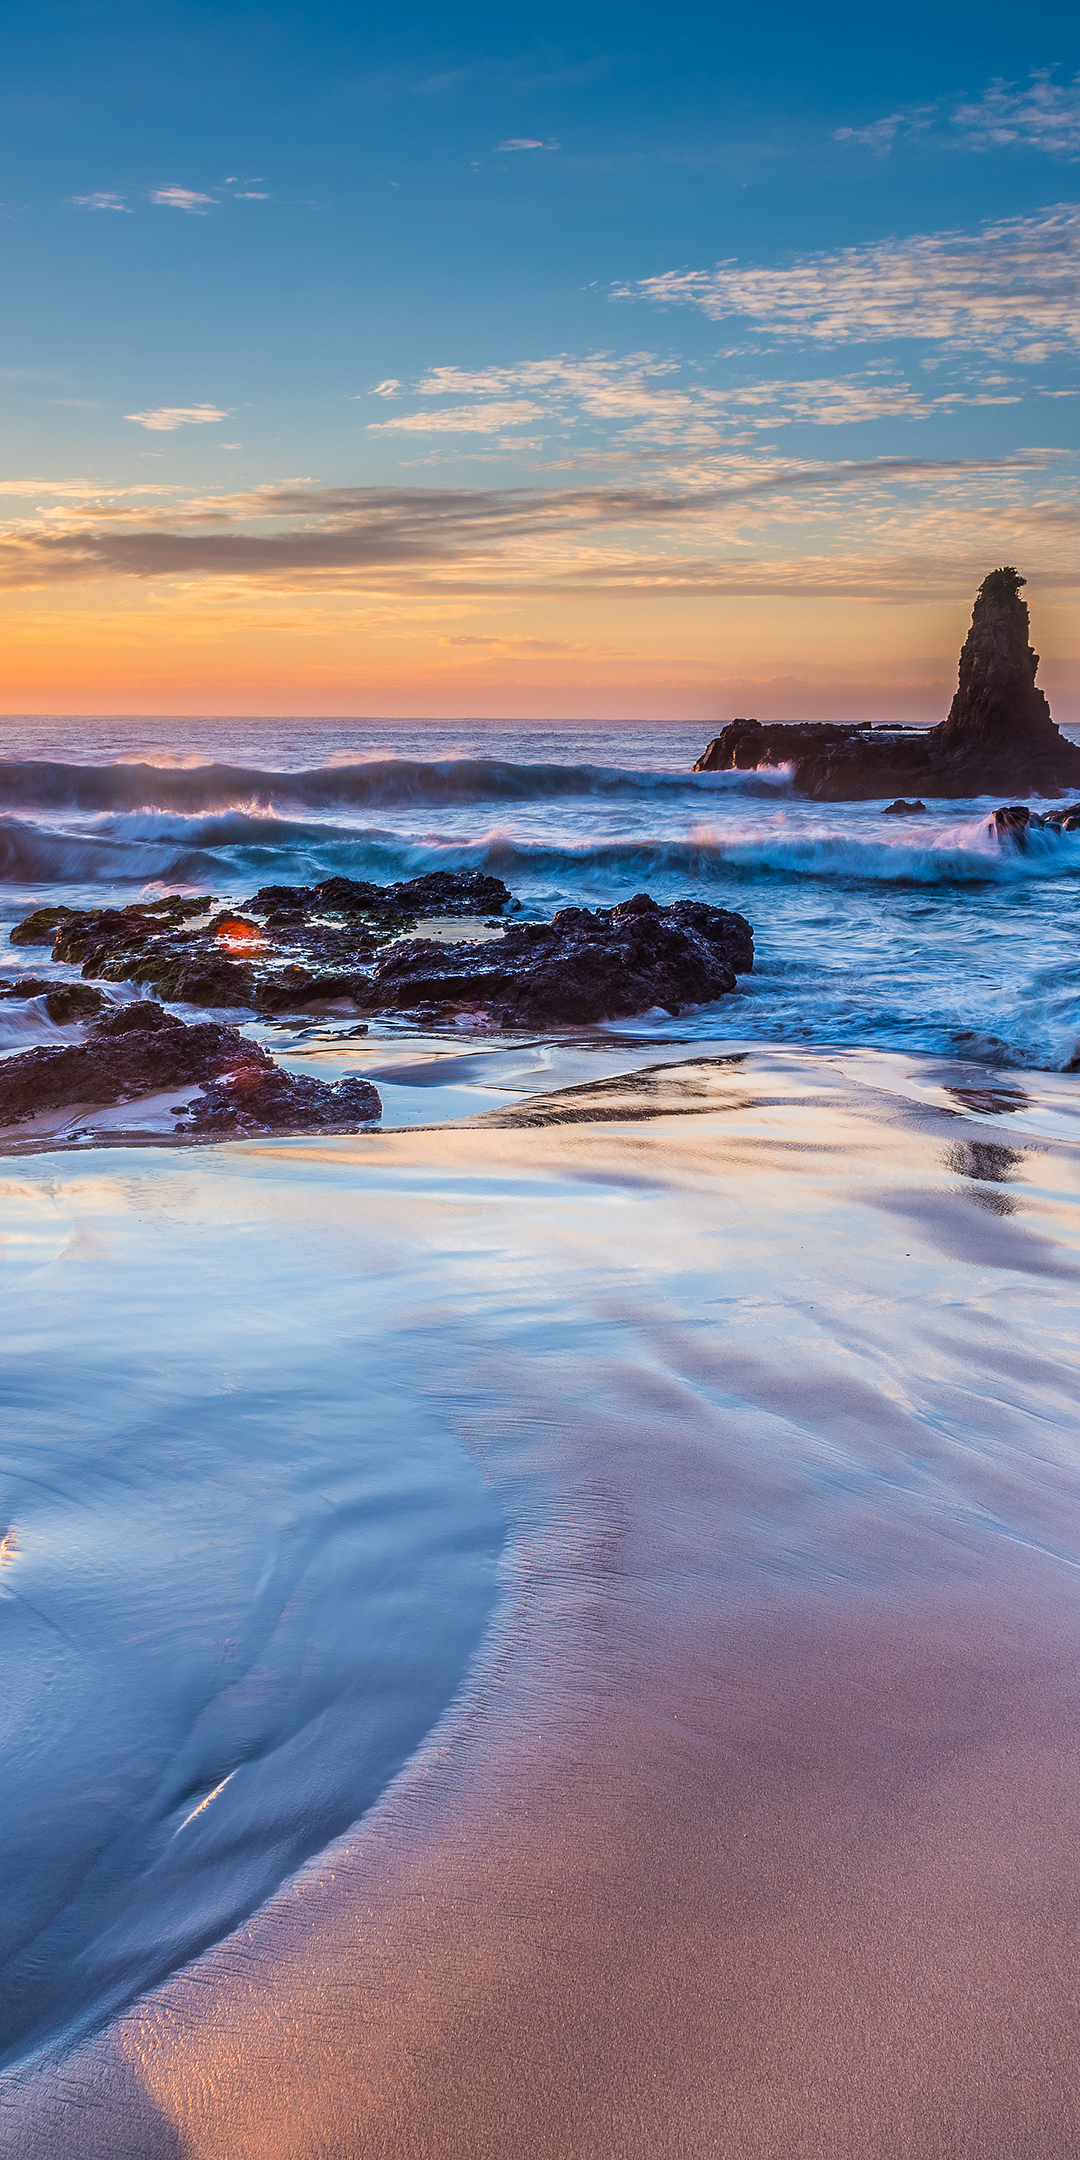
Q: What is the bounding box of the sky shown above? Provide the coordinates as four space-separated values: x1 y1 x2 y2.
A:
1 0 1079 721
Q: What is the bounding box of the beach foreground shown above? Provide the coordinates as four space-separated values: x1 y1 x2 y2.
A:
5 1044 1080 2158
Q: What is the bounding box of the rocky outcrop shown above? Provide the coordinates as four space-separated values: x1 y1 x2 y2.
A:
693 571 1080 801
8 874 752 1033
10 872 514 1015
694 720 872 772
0 1000 381 1136
358 893 753 1026
990 802 1080 845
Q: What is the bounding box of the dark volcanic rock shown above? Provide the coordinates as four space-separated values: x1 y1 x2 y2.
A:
184 1063 380 1136
692 571 1080 801
990 801 1080 845
0 1004 247 1123
0 998 383 1136
359 891 753 1025
693 719 872 772
0 976 56 1000
14 870 514 1017
8 906 80 947
9 873 749 1028
883 799 927 816
43 983 108 1024
243 870 512 918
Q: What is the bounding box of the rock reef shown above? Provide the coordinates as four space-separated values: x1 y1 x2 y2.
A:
693 570 1080 801
11 872 514 1014
360 893 754 1026
2 876 753 1139
0 1000 381 1138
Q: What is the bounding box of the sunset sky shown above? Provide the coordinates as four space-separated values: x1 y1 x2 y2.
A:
2 0 1079 720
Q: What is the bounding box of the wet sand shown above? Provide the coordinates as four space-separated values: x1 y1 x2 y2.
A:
6 1047 1080 2158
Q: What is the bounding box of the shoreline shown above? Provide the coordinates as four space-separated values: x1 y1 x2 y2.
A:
5 1047 1080 2155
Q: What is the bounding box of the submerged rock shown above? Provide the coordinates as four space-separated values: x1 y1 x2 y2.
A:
991 802 1080 845
0 999 381 1136
693 571 1080 801
359 892 753 1025
0 976 57 1000
883 799 927 816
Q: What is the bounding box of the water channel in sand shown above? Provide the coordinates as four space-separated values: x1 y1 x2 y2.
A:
5 1042 1080 2156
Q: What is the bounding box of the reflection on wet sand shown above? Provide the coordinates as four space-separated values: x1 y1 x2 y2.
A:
7 1046 1080 2159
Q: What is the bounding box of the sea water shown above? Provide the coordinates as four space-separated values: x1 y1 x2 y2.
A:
2 713 1080 2076
2 715 1080 1071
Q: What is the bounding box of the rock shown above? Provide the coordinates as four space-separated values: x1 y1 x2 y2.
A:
991 805 1032 844
359 893 753 1025
13 871 513 1017
8 876 750 1028
0 1005 245 1124
383 871 513 915
0 976 56 1000
693 720 872 772
43 984 108 1024
692 571 1080 801
8 906 80 947
883 799 927 816
0 999 383 1137
243 871 512 917
990 801 1080 845
183 1064 381 1136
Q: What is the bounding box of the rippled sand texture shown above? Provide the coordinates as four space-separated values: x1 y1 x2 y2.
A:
8 1048 1080 2159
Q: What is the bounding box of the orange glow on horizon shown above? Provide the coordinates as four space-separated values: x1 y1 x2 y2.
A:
0 581 1076 724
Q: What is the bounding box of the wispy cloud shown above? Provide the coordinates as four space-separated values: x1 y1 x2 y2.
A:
151 187 215 212
494 137 560 152
369 400 544 433
835 72 1080 161
618 205 1080 358
952 72 1080 157
124 405 231 431
834 109 936 156
0 454 1065 599
71 192 130 212
364 350 1028 453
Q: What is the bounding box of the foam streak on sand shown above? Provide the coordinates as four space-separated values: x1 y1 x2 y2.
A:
7 1046 1080 2158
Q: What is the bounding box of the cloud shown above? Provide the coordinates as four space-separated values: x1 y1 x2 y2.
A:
368 400 545 433
0 453 1064 599
834 109 936 155
124 405 231 431
952 71 1080 158
618 204 1080 357
372 350 1029 452
71 192 130 212
370 379 401 398
151 187 215 212
495 137 559 151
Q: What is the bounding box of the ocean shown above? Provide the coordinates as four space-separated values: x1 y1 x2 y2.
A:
3 716 1080 2145
3 715 1080 1072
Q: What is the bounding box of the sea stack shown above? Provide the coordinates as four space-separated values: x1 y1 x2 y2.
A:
693 569 1080 800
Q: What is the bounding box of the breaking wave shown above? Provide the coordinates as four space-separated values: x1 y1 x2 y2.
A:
0 755 790 817
3 807 1079 893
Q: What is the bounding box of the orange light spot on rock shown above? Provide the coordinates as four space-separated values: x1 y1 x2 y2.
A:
215 917 263 950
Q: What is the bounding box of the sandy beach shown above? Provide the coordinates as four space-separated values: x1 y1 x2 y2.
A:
6 1045 1080 2157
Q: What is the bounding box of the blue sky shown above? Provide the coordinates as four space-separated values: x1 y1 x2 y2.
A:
2 0 1079 715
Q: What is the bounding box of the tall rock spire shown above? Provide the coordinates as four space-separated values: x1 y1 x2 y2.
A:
692 567 1080 798
936 568 1056 759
